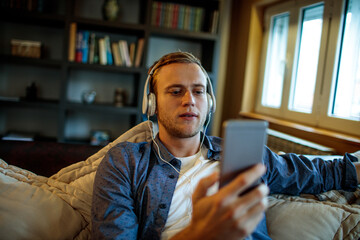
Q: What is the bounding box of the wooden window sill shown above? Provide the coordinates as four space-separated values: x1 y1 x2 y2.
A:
239 112 360 155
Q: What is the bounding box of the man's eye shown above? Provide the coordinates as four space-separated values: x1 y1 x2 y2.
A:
171 90 181 95
195 90 205 95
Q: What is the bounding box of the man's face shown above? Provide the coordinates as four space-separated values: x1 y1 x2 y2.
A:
155 63 208 139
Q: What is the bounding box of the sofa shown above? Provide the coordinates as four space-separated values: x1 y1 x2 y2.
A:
1 121 359 239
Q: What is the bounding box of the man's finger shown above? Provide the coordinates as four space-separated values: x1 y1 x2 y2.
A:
220 164 266 201
192 172 219 204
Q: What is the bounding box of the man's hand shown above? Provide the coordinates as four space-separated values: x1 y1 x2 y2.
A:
171 164 269 240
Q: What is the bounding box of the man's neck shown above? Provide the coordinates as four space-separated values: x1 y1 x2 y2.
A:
158 131 201 158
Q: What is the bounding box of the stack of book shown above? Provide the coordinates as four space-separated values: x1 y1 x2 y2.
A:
68 23 145 67
151 1 205 32
1 0 54 13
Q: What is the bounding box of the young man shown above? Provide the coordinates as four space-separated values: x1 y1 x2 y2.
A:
92 52 359 239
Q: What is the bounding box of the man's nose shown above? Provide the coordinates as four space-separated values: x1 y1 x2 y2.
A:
182 91 195 106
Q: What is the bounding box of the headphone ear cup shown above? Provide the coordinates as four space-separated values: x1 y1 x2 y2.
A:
207 93 213 115
148 93 156 116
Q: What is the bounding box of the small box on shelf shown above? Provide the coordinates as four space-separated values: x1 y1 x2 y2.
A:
11 39 42 59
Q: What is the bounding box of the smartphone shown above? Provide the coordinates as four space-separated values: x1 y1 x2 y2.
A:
219 119 268 192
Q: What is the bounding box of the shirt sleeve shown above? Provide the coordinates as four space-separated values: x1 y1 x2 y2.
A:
262 146 359 195
91 146 138 240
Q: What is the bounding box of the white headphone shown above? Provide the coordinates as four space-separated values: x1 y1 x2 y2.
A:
142 61 216 117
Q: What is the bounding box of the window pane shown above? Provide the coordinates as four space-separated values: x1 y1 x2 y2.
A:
331 0 360 120
261 13 289 108
289 4 324 113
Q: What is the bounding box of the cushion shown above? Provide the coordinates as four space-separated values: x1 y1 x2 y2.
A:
266 190 360 239
0 160 88 240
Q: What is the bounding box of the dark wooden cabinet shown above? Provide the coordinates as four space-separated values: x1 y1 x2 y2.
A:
0 0 221 144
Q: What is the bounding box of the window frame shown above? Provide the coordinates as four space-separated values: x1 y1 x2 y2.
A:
255 0 360 137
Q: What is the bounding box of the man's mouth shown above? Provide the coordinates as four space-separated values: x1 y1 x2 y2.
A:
179 112 198 118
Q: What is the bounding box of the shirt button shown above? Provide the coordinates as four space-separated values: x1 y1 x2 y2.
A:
169 174 175 179
159 204 166 209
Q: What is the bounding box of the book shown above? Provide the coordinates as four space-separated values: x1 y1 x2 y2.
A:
75 31 83 63
104 36 113 65
117 41 126 66
68 22 77 62
82 30 90 63
134 38 144 68
111 42 122 66
119 40 131 67
194 8 204 32
129 42 136 66
184 6 191 31
172 4 179 29
177 5 185 30
93 35 99 64
88 33 96 64
98 38 107 65
210 10 219 34
151 2 157 26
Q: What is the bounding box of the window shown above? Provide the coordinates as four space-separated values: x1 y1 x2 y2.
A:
256 0 360 137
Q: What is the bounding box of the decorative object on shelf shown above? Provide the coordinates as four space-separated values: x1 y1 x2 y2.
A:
82 90 96 104
102 0 120 21
114 88 127 107
25 82 38 101
11 39 42 59
90 130 110 146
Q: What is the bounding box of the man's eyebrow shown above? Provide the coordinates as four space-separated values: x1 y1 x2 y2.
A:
165 84 206 89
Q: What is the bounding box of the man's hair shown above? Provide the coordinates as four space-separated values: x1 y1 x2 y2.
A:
148 52 206 95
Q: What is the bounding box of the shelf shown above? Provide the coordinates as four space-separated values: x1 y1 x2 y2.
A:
0 55 63 68
150 27 218 41
0 99 59 109
73 17 146 35
65 102 139 114
67 61 143 74
0 10 66 28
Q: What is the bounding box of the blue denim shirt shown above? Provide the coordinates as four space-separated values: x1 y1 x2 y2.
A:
91 134 358 240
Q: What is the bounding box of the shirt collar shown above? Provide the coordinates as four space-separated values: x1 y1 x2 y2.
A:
152 132 222 165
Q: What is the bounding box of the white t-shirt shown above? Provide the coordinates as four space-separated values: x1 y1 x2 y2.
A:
161 146 220 240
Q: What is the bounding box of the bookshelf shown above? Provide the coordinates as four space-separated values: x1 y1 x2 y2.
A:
0 0 222 145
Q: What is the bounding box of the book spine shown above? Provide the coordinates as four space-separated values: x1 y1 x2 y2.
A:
134 38 144 68
156 1 162 27
82 30 90 63
88 33 96 64
129 42 136 66
98 38 107 65
111 42 121 66
178 5 185 30
68 22 77 62
172 4 179 29
104 36 113 65
75 30 83 63
184 6 191 31
211 10 219 34
93 36 99 64
166 3 173 29
121 41 131 67
118 41 126 66
151 2 157 26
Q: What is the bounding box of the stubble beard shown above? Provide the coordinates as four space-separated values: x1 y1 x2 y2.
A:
157 109 206 138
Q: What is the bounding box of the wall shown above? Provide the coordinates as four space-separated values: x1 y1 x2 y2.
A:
217 0 284 136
